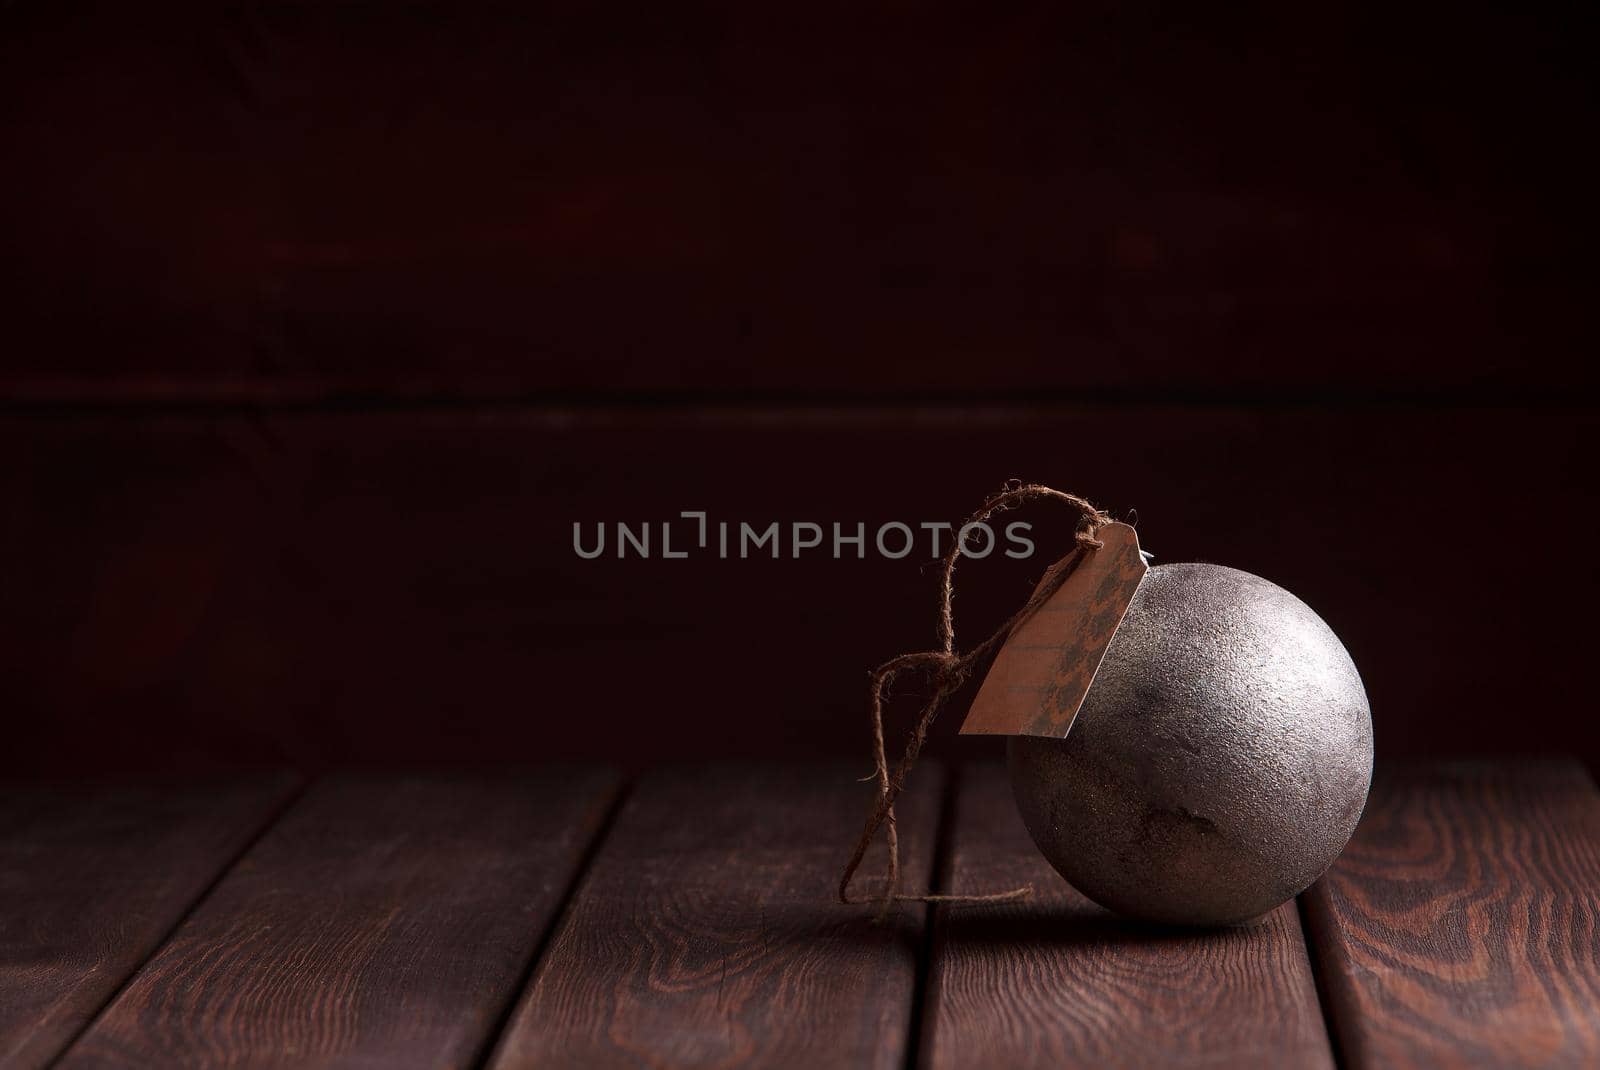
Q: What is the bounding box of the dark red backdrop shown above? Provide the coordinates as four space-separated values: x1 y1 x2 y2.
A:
3 3 1595 772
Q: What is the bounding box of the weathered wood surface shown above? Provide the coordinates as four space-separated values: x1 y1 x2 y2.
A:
488 763 943 1069
922 764 1334 1069
1302 760 1600 1068
14 758 1600 1068
0 773 298 1069
58 769 619 1069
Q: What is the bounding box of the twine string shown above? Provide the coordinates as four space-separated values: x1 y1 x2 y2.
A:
838 483 1110 911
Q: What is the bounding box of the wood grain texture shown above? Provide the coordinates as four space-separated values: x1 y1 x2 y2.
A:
58 769 619 1069
488 763 942 1069
923 764 1334 1069
1302 761 1600 1068
0 773 297 1069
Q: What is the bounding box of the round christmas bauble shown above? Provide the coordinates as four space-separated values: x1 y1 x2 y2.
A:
1006 562 1372 926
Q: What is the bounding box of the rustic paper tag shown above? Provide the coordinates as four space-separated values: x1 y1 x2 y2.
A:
959 521 1148 738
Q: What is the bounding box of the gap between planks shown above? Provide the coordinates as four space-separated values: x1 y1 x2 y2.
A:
45 777 311 1068
51 769 622 1070
465 778 634 1070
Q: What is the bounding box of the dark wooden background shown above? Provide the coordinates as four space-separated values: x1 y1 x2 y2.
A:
3 2 1596 773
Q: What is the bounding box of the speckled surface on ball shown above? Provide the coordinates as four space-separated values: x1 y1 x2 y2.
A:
1006 562 1373 927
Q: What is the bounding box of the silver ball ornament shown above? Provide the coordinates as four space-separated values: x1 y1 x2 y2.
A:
1006 562 1373 926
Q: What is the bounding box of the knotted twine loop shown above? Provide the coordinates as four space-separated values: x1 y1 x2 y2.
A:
838 482 1111 912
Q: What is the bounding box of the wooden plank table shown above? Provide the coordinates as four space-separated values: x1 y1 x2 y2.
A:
1 760 1595 1068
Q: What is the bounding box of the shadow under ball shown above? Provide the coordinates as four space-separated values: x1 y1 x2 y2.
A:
1007 562 1373 927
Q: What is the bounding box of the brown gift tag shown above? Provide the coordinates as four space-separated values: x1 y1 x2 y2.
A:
959 521 1148 739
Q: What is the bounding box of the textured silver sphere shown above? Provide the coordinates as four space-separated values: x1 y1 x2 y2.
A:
1007 562 1373 926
